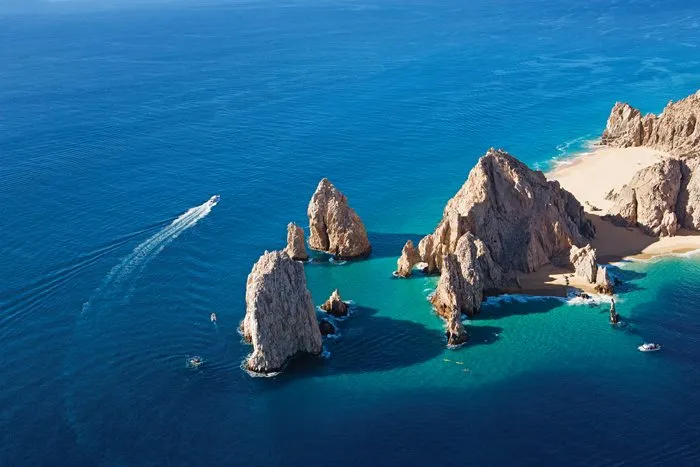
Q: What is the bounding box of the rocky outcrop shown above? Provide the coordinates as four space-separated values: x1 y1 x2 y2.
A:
601 90 700 156
419 149 594 274
319 319 336 336
284 222 308 261
395 240 421 277
595 266 614 295
608 159 682 236
242 251 322 374
677 157 700 230
320 289 349 317
609 299 619 325
430 233 511 317
569 244 598 284
445 309 468 347
307 178 371 258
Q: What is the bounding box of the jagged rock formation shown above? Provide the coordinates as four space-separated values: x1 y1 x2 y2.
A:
418 149 594 274
284 222 308 261
595 265 614 294
608 159 682 236
569 244 598 284
430 233 510 317
609 299 619 325
319 319 336 336
395 240 421 277
677 158 700 230
445 309 468 347
242 251 322 374
307 178 371 258
601 90 700 156
320 289 349 317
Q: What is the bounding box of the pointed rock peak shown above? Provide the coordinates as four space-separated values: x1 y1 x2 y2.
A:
285 222 308 261
395 240 421 278
320 289 349 317
307 178 371 258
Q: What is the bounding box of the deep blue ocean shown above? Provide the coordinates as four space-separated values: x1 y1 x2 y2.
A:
2 0 700 465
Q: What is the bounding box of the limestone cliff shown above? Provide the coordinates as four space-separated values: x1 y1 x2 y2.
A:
307 178 371 258
601 90 700 156
430 233 511 317
445 308 468 347
395 240 421 278
284 222 308 261
419 148 594 274
242 251 322 374
608 159 682 236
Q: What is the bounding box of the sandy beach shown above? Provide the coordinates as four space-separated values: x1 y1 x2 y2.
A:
506 145 700 297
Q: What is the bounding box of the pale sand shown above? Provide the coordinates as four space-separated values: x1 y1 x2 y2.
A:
508 146 700 297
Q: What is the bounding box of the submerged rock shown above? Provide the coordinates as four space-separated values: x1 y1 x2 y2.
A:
418 148 594 275
307 178 371 258
320 289 349 317
284 222 308 261
319 319 337 336
242 251 322 374
445 309 468 347
569 244 598 284
601 90 700 156
395 240 421 277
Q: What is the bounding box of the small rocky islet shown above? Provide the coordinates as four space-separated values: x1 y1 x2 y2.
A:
241 89 700 376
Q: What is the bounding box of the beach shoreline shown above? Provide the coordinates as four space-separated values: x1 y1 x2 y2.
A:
506 145 700 297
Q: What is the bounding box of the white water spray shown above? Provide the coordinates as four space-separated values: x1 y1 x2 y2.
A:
81 196 219 312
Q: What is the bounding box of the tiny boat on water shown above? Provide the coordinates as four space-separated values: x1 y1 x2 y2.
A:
638 343 661 352
188 356 204 368
210 312 217 323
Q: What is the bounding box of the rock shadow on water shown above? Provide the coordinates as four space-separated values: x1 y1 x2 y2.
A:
252 306 501 388
366 232 424 260
478 296 564 320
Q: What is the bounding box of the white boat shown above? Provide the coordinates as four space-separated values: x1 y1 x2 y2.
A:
638 343 661 352
209 195 221 204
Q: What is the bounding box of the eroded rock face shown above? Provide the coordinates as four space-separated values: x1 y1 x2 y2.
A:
445 309 468 347
284 222 308 261
570 244 598 284
595 266 614 295
320 289 349 317
395 240 421 277
430 233 511 317
601 91 700 156
420 149 594 274
677 158 700 230
608 159 682 236
242 251 322 374
307 178 371 258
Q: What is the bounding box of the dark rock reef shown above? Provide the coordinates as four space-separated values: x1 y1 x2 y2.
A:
320 289 349 317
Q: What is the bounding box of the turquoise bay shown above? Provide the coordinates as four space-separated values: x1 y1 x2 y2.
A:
2 0 700 465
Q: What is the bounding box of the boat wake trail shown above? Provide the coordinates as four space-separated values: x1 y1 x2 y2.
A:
81 196 219 312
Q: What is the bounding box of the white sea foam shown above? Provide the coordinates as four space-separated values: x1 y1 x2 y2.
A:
82 196 219 313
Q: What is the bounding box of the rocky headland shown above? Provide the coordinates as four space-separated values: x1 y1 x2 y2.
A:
307 178 371 259
241 250 323 374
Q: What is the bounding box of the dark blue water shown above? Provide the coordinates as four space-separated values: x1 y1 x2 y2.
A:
2 0 700 465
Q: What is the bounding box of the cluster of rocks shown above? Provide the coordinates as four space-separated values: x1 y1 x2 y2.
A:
241 179 366 374
569 244 614 294
601 90 700 157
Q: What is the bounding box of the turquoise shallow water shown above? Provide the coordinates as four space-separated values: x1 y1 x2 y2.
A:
2 0 700 465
